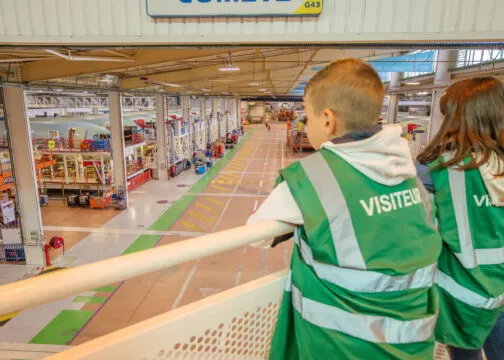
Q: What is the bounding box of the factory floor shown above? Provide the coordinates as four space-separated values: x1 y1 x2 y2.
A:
0 123 309 347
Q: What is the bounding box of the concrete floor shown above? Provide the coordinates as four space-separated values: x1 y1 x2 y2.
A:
72 124 304 345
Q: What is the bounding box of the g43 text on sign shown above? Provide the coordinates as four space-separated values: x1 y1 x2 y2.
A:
146 0 323 17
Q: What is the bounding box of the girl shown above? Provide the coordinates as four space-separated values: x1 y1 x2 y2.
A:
417 77 504 360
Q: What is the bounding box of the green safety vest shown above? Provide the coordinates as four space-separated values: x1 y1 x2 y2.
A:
269 149 442 360
430 156 504 349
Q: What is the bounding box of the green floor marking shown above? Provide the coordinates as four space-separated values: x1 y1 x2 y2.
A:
189 131 253 194
73 296 107 304
131 131 254 234
30 310 94 345
149 195 196 232
121 234 160 255
30 131 256 345
94 285 117 293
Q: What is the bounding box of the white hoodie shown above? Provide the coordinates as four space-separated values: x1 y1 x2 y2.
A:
478 152 504 207
248 125 428 228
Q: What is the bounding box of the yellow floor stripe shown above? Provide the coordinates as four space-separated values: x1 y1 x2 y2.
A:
196 202 216 213
227 165 243 171
210 184 231 192
224 173 241 179
217 176 236 185
204 198 226 206
188 210 215 224
180 220 205 233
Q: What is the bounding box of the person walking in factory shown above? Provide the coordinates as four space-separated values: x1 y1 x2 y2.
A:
248 59 442 359
417 77 504 360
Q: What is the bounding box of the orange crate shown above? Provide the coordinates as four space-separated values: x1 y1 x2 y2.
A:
90 197 109 209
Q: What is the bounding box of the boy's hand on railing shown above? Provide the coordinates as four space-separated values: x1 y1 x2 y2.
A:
249 232 294 249
271 233 294 248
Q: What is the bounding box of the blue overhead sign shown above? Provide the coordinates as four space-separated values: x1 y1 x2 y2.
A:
146 0 323 17
370 51 436 73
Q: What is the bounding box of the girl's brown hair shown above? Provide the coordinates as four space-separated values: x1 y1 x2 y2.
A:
417 77 504 173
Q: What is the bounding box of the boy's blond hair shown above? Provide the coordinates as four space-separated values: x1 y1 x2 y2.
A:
304 59 385 131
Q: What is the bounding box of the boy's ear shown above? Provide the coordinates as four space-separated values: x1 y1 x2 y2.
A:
323 108 337 136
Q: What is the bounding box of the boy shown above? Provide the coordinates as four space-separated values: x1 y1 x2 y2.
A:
248 59 442 360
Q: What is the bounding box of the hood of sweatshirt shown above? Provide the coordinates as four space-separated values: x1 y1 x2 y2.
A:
321 124 417 186
478 152 504 207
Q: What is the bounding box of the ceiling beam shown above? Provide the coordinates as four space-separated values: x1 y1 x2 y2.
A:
120 53 306 90
20 49 234 82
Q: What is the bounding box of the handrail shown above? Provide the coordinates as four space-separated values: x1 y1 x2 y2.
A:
0 221 294 316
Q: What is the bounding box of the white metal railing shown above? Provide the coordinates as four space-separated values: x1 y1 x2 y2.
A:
0 219 453 360
49 270 289 359
0 221 294 316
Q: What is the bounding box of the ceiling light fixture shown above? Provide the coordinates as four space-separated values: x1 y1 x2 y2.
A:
218 64 241 72
218 49 240 72
405 82 421 86
248 82 260 86
258 88 267 92
139 77 182 88
162 83 182 88
201 88 212 92
99 75 113 83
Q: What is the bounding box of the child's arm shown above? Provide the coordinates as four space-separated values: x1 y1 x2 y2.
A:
247 182 303 247
247 181 303 226
415 162 434 192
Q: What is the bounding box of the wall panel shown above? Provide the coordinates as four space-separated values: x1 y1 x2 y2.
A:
0 0 502 44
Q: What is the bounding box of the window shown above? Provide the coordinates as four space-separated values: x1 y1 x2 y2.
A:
456 49 504 68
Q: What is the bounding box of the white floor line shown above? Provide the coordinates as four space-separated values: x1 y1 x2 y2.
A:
171 259 200 310
187 193 268 198
43 226 206 237
253 200 259 212
172 134 259 309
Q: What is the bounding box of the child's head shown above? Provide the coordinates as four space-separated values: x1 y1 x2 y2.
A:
418 77 504 169
303 59 384 149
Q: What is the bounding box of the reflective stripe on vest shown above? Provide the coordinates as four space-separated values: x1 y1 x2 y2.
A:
448 167 504 268
437 271 504 309
301 153 366 270
294 231 436 293
285 273 437 344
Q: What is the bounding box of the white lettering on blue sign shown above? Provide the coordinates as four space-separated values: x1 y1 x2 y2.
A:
179 0 291 3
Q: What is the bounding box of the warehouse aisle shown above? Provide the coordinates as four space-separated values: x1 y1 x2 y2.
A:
72 123 306 345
